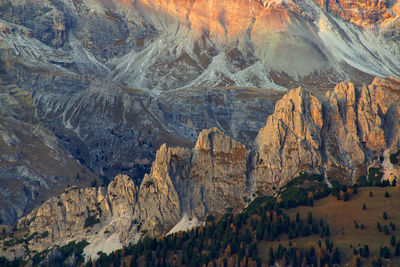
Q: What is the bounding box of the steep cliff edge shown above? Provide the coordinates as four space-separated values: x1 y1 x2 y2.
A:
254 77 400 192
1 77 400 261
254 87 324 194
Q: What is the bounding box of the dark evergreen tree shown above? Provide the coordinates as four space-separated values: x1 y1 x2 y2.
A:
307 212 313 225
377 222 382 232
384 225 390 235
331 247 340 264
372 258 382 267
325 225 330 236
380 246 390 259
363 245 369 258
268 247 275 266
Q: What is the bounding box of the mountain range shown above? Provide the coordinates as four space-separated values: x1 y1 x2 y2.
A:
0 0 400 264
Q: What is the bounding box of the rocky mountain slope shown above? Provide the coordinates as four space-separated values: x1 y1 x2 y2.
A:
1 0 400 226
0 78 98 225
1 77 399 261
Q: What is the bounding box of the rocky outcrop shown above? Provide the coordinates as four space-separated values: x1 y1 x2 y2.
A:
4 174 138 259
254 77 400 191
0 127 250 258
1 77 400 261
254 88 324 194
323 77 400 180
137 127 250 236
136 144 187 236
189 128 249 217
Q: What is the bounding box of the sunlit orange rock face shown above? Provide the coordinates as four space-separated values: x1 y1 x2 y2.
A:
99 0 307 42
100 0 399 32
86 0 400 87
314 0 398 26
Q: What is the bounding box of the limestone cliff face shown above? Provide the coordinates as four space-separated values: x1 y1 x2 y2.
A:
189 128 249 218
136 144 188 236
4 174 137 259
324 77 400 180
254 88 324 194
2 77 400 261
135 128 249 236
254 77 400 191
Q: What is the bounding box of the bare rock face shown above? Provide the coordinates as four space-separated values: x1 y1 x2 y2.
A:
107 174 138 241
16 186 110 254
324 78 400 180
190 128 249 217
5 174 139 259
136 128 249 235
135 144 188 236
1 0 400 227
254 77 400 190
254 88 324 194
313 0 396 26
323 82 367 180
0 81 97 225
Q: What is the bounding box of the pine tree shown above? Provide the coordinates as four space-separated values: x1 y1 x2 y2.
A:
384 225 390 235
245 228 252 244
269 247 275 266
395 244 400 256
332 247 340 264
325 225 330 237
352 256 361 267
377 222 382 232
380 246 390 259
363 245 369 258
307 212 313 225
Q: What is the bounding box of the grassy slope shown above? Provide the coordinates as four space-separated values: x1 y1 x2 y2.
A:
260 187 400 266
